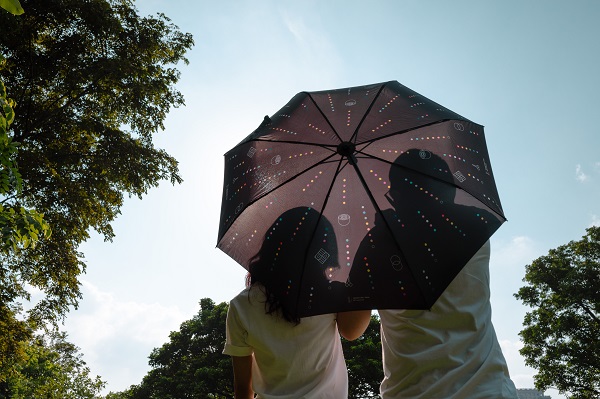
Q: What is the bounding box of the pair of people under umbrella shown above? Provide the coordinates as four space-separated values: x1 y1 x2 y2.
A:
222 151 518 399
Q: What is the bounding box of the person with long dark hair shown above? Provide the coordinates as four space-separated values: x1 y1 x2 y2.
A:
223 207 371 399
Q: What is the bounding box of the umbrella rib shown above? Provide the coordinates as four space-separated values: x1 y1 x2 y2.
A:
349 83 387 144
243 138 364 157
347 156 431 307
225 135 340 154
352 149 507 222
305 93 344 143
229 151 341 227
356 119 461 147
293 156 348 317
287 84 387 149
232 119 464 152
351 118 506 221
243 137 339 150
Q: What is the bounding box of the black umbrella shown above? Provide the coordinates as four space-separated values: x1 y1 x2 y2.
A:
217 81 505 318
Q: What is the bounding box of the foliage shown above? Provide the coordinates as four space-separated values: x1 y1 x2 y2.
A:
1 0 51 375
342 314 383 399
104 387 136 399
109 299 234 399
0 0 23 15
0 304 31 381
515 226 600 399
0 92 50 251
0 329 105 398
0 0 193 378
1 76 51 254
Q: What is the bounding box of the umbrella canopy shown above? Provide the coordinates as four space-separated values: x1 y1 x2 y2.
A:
217 81 505 318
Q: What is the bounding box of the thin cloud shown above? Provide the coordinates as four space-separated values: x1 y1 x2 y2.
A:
575 164 588 182
490 236 538 344
590 214 600 227
281 11 321 50
279 10 342 88
282 14 306 45
64 280 191 393
498 339 536 389
492 236 538 270
67 281 188 346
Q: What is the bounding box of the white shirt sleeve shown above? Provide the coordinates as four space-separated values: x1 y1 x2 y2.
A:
223 299 253 357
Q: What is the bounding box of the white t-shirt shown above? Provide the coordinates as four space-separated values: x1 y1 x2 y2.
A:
378 241 518 399
223 284 348 399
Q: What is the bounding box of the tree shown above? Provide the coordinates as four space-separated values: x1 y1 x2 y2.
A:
342 314 383 399
514 226 600 399
114 299 234 399
1 329 105 398
0 0 193 377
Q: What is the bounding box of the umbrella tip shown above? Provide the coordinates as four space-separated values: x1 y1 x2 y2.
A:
261 115 271 126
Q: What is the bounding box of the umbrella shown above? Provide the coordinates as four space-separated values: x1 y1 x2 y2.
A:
217 81 505 318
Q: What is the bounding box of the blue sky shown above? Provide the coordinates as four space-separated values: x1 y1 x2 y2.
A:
56 1 600 397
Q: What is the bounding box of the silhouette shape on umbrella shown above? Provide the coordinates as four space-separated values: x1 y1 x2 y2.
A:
246 207 345 321
218 81 505 318
348 149 500 311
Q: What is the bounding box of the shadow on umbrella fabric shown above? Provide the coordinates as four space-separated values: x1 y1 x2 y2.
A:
348 149 499 311
247 207 346 321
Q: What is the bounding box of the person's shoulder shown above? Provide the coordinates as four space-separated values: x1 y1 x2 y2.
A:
229 286 251 303
230 284 266 307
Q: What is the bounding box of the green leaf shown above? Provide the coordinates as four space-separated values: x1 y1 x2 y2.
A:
0 0 24 15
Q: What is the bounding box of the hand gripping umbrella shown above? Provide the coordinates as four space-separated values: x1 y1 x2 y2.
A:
217 81 505 318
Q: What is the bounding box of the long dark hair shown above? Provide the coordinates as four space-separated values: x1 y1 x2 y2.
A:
246 207 338 324
248 256 300 324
